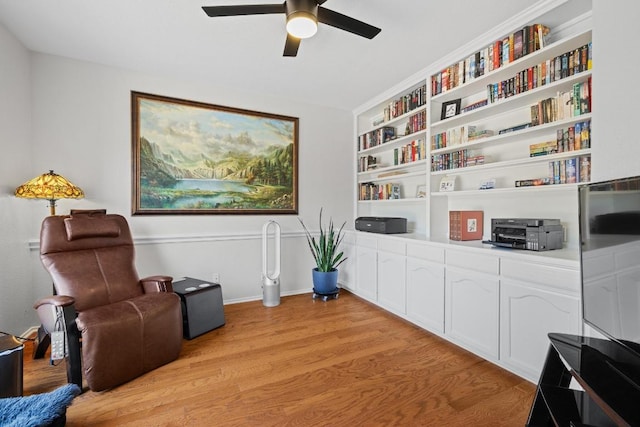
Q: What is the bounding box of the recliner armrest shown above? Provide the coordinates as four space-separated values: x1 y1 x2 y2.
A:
33 295 77 335
34 295 75 309
141 275 174 293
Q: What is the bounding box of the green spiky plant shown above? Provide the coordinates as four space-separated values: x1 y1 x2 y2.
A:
299 208 347 272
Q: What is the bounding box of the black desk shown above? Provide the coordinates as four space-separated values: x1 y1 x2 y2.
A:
527 333 640 426
172 277 225 339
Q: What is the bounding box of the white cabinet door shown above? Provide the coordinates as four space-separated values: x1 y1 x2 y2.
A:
356 246 377 301
500 279 581 382
338 241 356 291
377 251 406 314
446 267 499 360
406 257 445 333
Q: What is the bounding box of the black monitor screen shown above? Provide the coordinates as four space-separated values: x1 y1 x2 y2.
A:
579 175 640 357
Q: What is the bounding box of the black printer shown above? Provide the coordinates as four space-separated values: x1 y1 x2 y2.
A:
355 217 407 234
483 218 563 251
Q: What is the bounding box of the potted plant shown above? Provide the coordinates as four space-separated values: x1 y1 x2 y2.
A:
299 209 347 294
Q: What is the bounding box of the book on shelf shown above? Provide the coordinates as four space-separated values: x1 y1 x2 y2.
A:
431 150 486 172
358 182 402 201
394 139 426 166
498 123 531 134
484 43 591 105
529 80 591 127
449 210 484 241
359 126 396 151
431 24 551 96
383 84 427 121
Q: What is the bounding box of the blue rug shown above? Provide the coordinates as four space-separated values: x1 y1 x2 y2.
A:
0 384 81 427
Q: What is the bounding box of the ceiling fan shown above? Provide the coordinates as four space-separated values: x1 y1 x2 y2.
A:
202 0 381 57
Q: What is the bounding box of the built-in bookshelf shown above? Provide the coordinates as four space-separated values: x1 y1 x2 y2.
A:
426 14 593 249
355 81 429 233
353 0 592 247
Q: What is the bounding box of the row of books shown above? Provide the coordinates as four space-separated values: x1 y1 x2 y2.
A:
514 155 591 187
394 139 426 166
556 120 591 153
530 79 591 126
358 126 395 151
431 149 486 172
486 43 592 103
404 110 427 136
358 182 401 201
359 111 427 152
431 125 494 150
358 155 378 173
382 84 427 123
431 24 550 96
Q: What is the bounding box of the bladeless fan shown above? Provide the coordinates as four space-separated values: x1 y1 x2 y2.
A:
262 220 281 307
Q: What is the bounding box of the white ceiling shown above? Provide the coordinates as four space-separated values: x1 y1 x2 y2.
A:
0 0 534 111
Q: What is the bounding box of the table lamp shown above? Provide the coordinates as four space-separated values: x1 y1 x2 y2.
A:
15 170 84 215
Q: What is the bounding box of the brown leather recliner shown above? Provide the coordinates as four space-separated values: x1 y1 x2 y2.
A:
34 212 182 392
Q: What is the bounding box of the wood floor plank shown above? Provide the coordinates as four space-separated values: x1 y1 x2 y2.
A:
21 290 536 426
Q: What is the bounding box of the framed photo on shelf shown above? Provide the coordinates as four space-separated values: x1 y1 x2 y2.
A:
441 98 461 120
415 184 427 198
439 176 457 192
131 91 298 215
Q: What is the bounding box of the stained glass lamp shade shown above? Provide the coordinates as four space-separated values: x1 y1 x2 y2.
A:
15 170 84 215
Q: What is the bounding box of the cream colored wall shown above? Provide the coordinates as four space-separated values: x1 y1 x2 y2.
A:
0 24 36 335
2 44 354 333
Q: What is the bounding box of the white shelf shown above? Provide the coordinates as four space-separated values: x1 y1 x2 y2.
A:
431 29 592 105
431 148 592 176
358 168 426 184
358 130 427 156
357 197 426 204
431 70 592 130
431 113 592 155
431 182 583 197
360 106 427 135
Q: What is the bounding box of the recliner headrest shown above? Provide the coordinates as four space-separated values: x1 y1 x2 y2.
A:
64 216 121 241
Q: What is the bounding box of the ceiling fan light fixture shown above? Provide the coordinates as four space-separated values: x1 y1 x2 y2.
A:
286 11 317 39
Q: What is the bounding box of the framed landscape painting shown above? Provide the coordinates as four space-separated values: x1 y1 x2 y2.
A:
131 92 298 215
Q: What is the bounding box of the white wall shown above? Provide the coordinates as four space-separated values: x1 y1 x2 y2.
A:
0 24 36 335
591 0 640 182
5 46 354 333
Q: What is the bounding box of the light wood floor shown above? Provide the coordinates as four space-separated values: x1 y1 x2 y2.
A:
23 291 536 426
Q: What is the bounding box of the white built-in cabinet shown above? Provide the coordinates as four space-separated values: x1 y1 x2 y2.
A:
346 0 592 383
354 235 377 302
339 233 581 382
445 249 500 361
406 242 445 333
377 240 407 314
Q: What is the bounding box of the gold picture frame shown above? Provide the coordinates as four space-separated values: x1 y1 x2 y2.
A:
131 92 298 215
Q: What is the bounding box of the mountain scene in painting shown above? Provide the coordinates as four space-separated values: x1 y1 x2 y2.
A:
137 97 296 211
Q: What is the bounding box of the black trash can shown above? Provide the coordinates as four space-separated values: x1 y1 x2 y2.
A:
0 333 24 397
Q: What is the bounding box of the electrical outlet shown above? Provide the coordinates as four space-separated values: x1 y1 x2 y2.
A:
212 273 220 284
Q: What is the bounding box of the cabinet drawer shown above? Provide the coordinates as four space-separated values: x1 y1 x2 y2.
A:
379 238 406 256
406 242 445 263
501 258 579 293
357 234 378 249
446 249 498 275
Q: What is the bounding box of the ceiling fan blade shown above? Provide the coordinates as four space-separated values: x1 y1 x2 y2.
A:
317 7 381 39
283 33 301 57
202 3 285 17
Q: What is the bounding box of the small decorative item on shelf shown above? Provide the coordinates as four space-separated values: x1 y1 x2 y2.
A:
441 99 461 120
390 184 401 200
449 210 484 241
415 185 427 198
439 176 456 192
479 178 496 190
